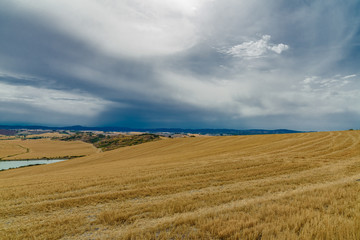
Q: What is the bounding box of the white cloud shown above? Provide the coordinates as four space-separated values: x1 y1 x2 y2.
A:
269 43 289 54
8 0 210 58
303 76 318 84
294 75 360 115
301 75 352 92
0 83 110 116
342 74 356 79
223 35 289 58
159 69 360 122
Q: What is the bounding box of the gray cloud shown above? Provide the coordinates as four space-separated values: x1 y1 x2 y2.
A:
0 0 360 130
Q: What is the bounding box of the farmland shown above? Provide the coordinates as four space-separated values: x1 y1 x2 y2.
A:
0 130 359 239
0 139 97 160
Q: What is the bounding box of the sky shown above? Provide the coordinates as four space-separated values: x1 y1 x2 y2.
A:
0 0 359 131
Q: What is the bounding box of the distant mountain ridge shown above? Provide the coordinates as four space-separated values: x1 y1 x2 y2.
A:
0 125 304 135
0 129 17 136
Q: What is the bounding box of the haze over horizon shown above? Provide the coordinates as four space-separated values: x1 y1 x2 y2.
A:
0 0 359 131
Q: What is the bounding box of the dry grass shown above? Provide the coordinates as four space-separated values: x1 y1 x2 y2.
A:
25 132 69 138
0 140 28 159
0 135 16 140
0 131 359 239
0 139 97 160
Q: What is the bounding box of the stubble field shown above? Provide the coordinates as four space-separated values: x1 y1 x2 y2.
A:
0 131 359 239
0 139 98 160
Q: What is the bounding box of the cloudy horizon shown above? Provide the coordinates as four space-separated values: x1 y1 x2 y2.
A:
0 0 359 131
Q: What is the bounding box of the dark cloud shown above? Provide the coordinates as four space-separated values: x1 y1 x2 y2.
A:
96 101 236 129
0 0 359 130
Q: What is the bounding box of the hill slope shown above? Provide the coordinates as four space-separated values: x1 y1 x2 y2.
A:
0 139 97 160
0 131 359 239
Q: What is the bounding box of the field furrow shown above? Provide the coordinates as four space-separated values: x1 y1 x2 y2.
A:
0 131 359 239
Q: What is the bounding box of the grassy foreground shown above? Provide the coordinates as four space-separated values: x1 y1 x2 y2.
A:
0 131 359 239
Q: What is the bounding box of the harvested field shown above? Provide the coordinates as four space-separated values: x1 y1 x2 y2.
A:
25 132 69 138
0 141 26 159
0 139 98 160
0 135 16 140
0 131 359 239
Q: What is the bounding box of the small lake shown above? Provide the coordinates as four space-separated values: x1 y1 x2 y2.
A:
0 159 67 171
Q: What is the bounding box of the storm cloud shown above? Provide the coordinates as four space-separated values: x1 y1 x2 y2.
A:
0 0 359 130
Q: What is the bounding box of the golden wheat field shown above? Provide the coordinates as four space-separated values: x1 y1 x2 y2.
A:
0 139 98 160
0 131 359 239
0 135 15 140
25 132 69 138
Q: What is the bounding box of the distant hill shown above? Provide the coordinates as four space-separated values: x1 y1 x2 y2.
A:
59 132 160 151
0 125 304 136
0 129 17 136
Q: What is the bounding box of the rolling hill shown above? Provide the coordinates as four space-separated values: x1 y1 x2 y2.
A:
0 130 359 239
0 139 98 160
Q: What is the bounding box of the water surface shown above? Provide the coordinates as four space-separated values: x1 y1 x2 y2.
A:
0 159 66 171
